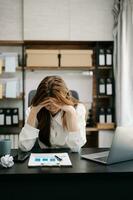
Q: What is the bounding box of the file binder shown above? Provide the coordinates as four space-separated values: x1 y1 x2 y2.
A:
0 84 2 99
99 78 106 94
106 78 113 95
0 109 4 125
98 107 106 123
0 59 2 74
106 108 113 123
5 109 12 125
99 49 105 66
12 108 19 125
106 49 113 66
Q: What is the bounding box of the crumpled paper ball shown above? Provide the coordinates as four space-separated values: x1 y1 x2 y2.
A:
0 155 14 168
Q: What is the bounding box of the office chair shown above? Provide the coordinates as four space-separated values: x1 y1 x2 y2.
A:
28 89 79 106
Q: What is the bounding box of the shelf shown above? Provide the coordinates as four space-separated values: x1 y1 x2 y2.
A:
86 125 115 132
97 66 112 69
26 66 95 71
0 94 23 100
93 95 113 99
0 40 23 46
86 127 98 132
0 40 113 46
2 66 23 72
0 120 23 134
0 40 115 140
24 40 97 46
97 123 115 130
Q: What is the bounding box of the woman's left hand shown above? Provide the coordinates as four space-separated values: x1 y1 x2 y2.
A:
41 97 75 114
43 97 78 131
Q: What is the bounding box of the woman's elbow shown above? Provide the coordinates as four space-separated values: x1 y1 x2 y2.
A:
67 137 86 153
18 140 33 152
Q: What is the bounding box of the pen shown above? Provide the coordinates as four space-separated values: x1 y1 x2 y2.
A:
54 155 62 161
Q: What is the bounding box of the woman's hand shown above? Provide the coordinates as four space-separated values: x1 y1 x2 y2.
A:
42 98 78 132
27 97 78 131
27 103 47 127
38 97 75 114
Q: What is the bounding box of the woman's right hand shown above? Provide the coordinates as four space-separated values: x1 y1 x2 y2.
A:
27 104 45 127
30 104 45 116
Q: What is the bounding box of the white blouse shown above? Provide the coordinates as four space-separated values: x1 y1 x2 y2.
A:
18 103 87 152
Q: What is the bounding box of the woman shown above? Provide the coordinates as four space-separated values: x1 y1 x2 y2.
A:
19 75 86 152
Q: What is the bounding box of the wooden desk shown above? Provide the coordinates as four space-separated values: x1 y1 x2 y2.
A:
0 148 133 200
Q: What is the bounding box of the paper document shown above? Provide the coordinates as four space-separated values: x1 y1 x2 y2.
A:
28 153 72 167
5 56 17 72
0 114 4 125
0 84 2 99
0 59 2 74
6 81 17 98
106 54 112 65
99 54 105 65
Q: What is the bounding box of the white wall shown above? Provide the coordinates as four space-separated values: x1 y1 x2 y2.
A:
24 0 114 41
0 0 114 41
70 0 114 41
0 0 22 40
24 0 70 40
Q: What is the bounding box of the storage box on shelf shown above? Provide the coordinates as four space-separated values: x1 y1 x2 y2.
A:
26 49 59 67
60 49 93 67
26 48 93 69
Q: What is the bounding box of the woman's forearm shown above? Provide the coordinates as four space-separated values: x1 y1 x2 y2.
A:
65 109 79 132
27 109 37 127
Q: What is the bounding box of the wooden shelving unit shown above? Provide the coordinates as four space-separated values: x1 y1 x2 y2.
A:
0 120 23 134
24 41 115 148
0 40 23 46
0 40 115 148
26 66 95 71
0 41 25 136
0 96 23 100
2 66 22 71
92 42 115 132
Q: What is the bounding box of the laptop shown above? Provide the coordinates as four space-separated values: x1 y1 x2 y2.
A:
81 126 133 165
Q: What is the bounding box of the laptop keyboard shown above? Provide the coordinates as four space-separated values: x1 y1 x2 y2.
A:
95 156 108 162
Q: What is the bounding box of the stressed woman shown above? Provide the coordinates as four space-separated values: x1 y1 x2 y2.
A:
19 76 86 152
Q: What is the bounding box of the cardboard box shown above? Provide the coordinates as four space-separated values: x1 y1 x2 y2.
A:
60 50 93 67
26 50 59 67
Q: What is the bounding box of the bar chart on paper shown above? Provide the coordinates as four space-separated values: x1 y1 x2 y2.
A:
28 153 72 167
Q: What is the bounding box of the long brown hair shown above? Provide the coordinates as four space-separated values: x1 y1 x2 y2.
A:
31 76 79 147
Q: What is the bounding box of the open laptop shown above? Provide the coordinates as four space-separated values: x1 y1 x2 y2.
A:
81 126 133 165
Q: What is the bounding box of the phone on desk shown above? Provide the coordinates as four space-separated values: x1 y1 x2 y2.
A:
13 151 30 163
